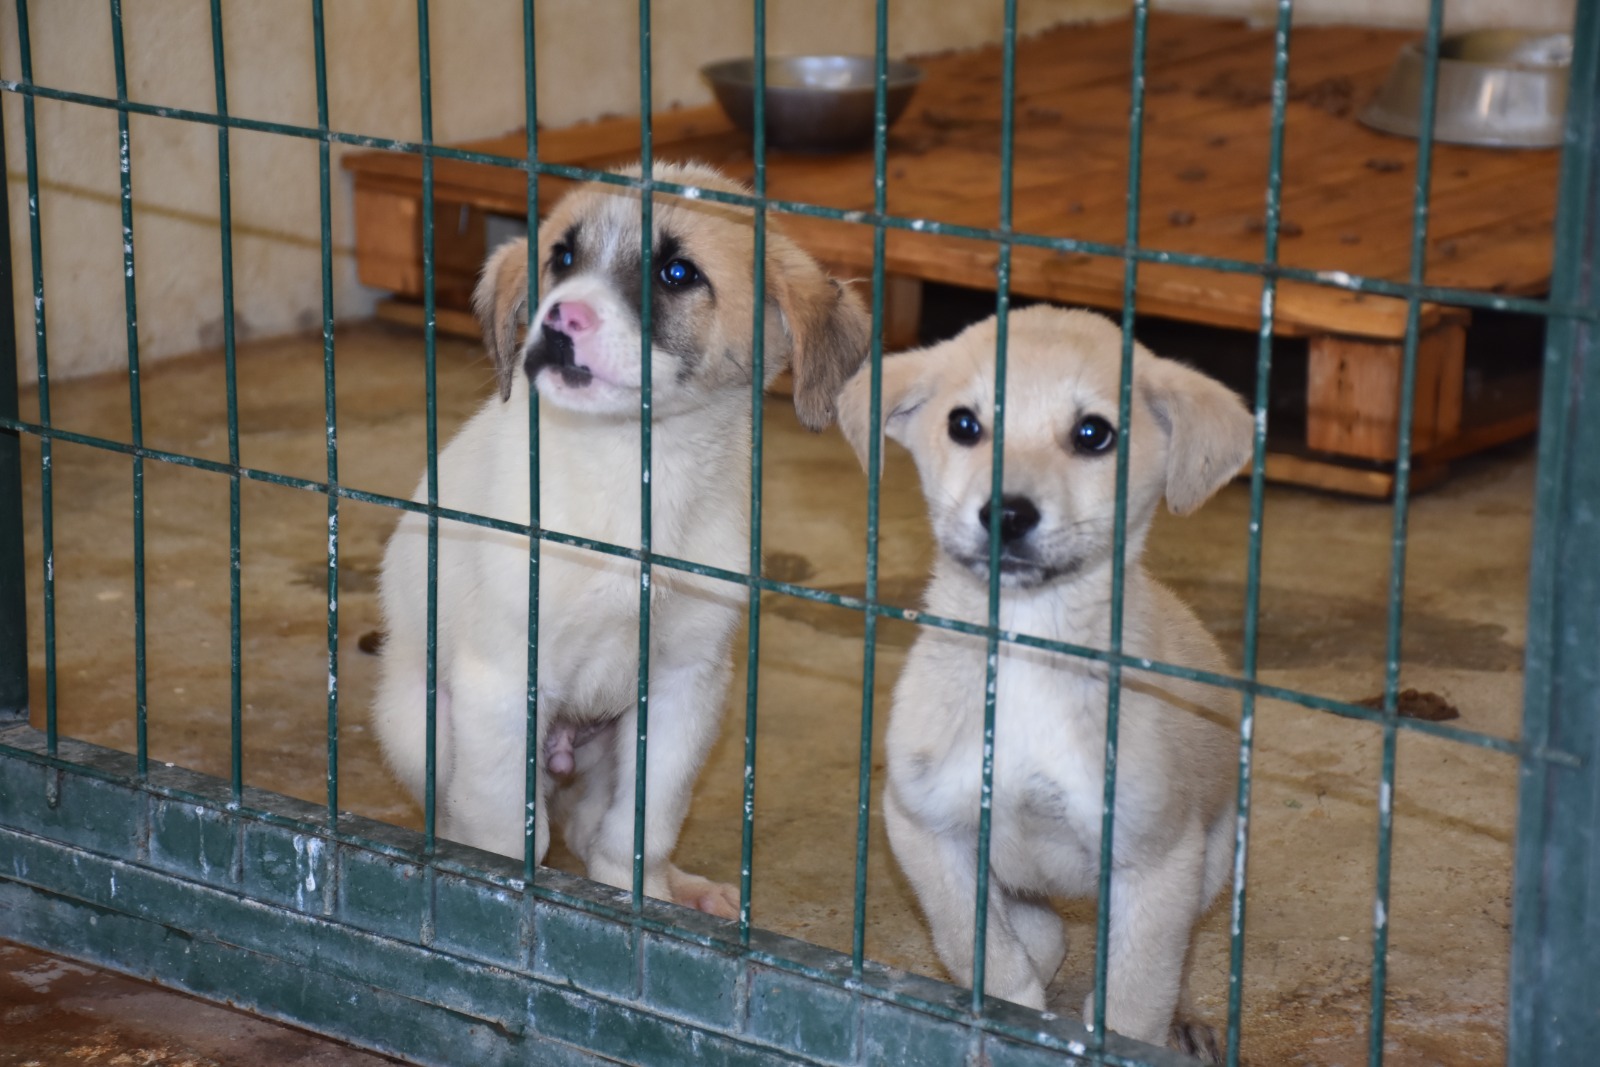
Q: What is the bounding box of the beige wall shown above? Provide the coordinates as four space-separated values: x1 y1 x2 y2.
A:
2 0 1573 384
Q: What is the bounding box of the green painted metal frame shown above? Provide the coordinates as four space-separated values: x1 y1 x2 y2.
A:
0 0 1597 1065
0 61 24 724
1509 0 1600 1058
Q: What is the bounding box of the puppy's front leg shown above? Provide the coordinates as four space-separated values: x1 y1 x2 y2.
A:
1086 836 1207 1047
884 787 1063 1009
575 661 738 919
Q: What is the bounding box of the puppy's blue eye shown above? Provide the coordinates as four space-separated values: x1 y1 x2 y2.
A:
658 258 699 288
551 243 574 271
947 407 983 445
1072 414 1116 454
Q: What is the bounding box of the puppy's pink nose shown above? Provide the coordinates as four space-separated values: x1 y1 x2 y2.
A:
546 300 597 336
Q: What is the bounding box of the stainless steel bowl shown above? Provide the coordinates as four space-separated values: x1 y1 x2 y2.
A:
1360 30 1570 148
701 55 923 153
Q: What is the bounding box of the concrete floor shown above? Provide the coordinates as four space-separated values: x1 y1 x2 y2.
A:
0 941 402 1066
10 321 1534 1065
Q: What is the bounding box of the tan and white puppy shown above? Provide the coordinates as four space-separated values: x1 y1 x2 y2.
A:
837 305 1249 1057
373 162 869 916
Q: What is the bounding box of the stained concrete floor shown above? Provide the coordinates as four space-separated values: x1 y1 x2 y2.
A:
0 941 403 1066
9 321 1534 1065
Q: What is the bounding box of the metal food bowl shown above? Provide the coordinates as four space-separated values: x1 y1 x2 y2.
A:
701 55 923 153
1360 30 1571 148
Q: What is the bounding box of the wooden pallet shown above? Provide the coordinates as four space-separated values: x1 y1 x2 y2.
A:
344 12 1557 496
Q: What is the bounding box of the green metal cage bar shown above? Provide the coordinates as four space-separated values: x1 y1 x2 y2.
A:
207 0 245 809
418 0 441 861
632 0 657 922
0 43 22 723
969 0 1019 1020
1088 0 1151 1046
310 0 341 826
107 0 150 782
10 0 54 750
3 0 1600 1064
849 0 890 980
1226 0 1295 1058
739 0 769 946
1369 0 1451 1059
521 0 544 888
1509 0 1600 1059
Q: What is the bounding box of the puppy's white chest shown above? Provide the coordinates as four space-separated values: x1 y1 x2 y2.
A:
426 394 744 720
891 640 1109 893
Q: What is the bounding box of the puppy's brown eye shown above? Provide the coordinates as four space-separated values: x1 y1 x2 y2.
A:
550 243 574 272
1072 414 1116 454
948 407 983 445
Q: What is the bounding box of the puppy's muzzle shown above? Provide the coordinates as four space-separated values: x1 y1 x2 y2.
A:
525 301 596 387
977 495 1040 544
959 494 1079 585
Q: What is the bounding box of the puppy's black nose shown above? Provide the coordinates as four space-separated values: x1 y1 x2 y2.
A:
523 322 593 387
537 323 576 368
977 495 1040 544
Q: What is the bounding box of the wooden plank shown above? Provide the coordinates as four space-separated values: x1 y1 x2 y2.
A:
351 187 486 304
354 187 422 296
374 299 480 340
1260 452 1447 498
1305 318 1467 461
1262 453 1396 497
880 274 924 352
1416 411 1540 466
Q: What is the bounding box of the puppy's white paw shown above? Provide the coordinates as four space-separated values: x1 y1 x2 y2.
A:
1168 1018 1223 1065
667 867 740 919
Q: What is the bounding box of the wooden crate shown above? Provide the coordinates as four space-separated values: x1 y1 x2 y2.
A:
344 12 1558 496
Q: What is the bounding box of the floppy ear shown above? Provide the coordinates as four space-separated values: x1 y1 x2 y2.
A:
767 245 872 431
472 238 532 402
1140 354 1254 515
835 350 935 472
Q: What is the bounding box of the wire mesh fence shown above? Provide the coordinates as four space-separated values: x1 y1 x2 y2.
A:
2 1 1598 1066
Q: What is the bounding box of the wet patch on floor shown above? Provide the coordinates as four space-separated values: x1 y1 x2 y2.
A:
1165 577 1524 672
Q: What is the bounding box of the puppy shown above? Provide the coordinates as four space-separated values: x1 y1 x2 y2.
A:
837 306 1250 1055
373 162 869 917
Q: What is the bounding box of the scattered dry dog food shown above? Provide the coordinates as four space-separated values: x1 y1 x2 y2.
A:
1365 157 1405 173
1169 210 1197 227
1195 71 1355 116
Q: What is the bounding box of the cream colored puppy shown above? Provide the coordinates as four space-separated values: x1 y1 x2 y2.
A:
373 163 869 916
837 305 1249 1056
